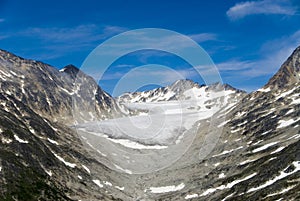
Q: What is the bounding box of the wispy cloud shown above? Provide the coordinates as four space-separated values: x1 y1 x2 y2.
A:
102 65 197 95
0 18 5 23
93 30 220 62
98 65 195 82
217 30 300 79
227 0 297 20
21 24 127 44
13 24 128 60
217 60 253 71
0 35 8 40
188 33 218 43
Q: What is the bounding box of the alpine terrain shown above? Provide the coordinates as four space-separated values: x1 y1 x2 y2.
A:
0 46 299 201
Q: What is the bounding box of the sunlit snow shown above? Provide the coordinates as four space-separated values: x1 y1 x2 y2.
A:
14 135 28 144
252 142 279 153
247 161 300 193
93 180 103 188
146 183 185 194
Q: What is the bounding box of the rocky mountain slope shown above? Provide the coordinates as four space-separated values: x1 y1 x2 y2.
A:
174 46 300 201
118 79 245 104
0 46 299 201
0 50 131 201
266 46 300 89
0 50 125 124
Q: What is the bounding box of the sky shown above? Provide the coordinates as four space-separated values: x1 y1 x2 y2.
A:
0 0 300 94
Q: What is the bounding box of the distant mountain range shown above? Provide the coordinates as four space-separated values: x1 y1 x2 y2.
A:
0 46 299 200
117 79 245 103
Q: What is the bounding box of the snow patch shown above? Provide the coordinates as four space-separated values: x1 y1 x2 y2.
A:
45 170 52 176
212 146 243 157
252 142 279 153
115 186 125 191
59 87 74 95
47 138 59 145
219 173 226 178
291 97 300 105
268 157 277 161
230 127 242 133
200 173 257 197
236 111 247 118
221 192 235 201
276 87 296 100
239 159 257 166
252 140 263 146
261 130 272 136
266 185 296 197
28 127 35 134
147 183 185 194
247 161 300 193
82 165 91 174
59 68 66 72
93 180 103 188
108 138 167 150
52 152 76 168
277 118 298 129
1 138 12 144
217 120 230 128
257 87 271 92
114 164 132 174
103 181 112 186
14 135 29 144
285 108 294 115
96 149 107 157
185 193 198 199
271 146 285 154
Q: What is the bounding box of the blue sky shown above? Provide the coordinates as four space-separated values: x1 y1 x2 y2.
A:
0 0 300 94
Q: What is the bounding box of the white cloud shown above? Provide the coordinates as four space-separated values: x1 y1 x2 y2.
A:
217 30 300 79
103 26 127 35
13 24 127 60
227 0 297 20
217 60 253 71
22 24 127 43
100 66 194 82
188 33 217 43
0 19 5 23
0 35 8 40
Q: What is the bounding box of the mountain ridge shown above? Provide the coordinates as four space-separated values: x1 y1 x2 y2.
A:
118 79 246 104
0 50 126 124
265 46 300 89
0 46 299 200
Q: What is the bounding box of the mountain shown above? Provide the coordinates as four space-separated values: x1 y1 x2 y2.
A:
0 50 129 200
118 79 245 103
0 49 125 125
110 45 299 200
0 46 299 201
266 46 300 89
207 47 300 200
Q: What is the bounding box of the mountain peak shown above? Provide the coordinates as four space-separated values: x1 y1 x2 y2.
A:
60 64 81 79
0 49 24 62
266 45 300 89
60 64 79 72
169 79 200 91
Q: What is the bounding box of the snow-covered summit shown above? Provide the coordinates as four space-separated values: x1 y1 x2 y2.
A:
118 79 245 104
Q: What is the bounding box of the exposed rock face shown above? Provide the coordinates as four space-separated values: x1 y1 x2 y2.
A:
0 46 299 201
0 50 125 125
0 94 127 200
118 79 245 103
266 46 300 89
0 50 129 200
